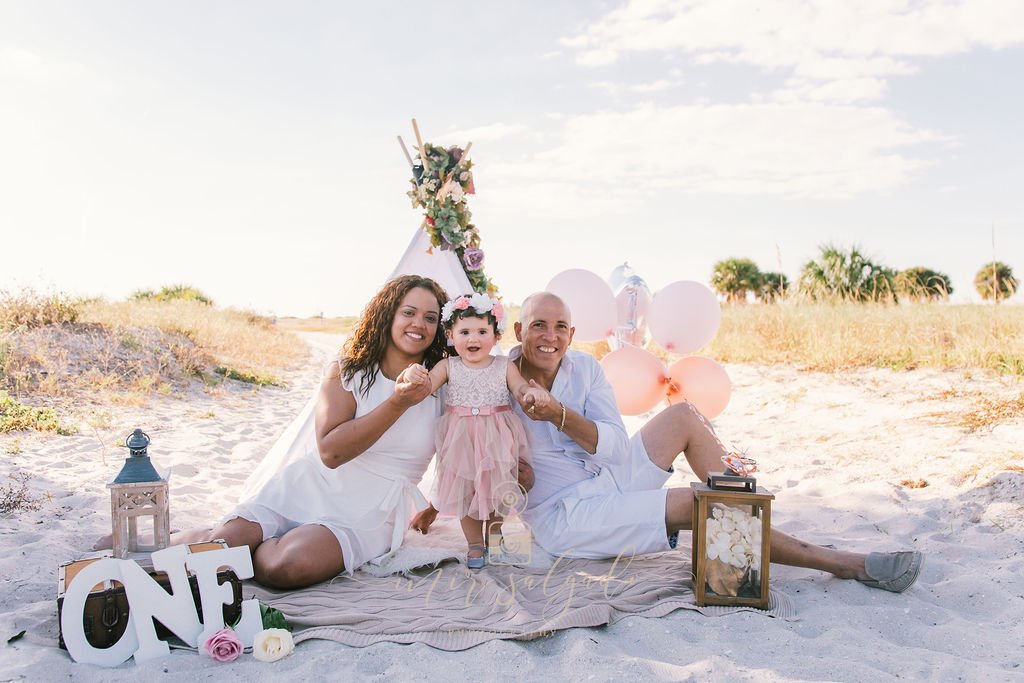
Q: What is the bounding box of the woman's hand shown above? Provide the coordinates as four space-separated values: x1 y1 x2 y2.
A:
410 504 438 534
393 363 431 407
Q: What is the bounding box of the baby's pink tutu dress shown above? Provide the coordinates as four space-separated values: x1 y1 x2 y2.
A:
435 356 531 520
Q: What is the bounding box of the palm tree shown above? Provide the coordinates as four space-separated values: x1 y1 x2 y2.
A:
710 258 762 304
974 261 1018 302
798 244 896 302
894 267 953 302
758 271 790 303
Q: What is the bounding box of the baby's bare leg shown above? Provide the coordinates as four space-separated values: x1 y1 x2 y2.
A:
461 516 485 558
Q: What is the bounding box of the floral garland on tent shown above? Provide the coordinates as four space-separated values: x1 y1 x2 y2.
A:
401 121 496 295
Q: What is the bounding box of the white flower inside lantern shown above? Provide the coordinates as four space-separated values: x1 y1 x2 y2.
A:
691 470 774 609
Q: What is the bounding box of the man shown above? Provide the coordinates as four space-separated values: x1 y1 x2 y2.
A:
415 293 921 592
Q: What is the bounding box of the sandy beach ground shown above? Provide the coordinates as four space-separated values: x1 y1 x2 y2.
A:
1 332 1022 681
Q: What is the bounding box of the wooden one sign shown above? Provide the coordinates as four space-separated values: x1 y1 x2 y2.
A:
60 544 263 666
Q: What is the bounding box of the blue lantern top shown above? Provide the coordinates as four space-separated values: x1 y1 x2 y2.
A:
111 428 163 484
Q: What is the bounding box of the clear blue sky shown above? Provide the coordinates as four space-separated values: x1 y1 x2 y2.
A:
2 1 1022 315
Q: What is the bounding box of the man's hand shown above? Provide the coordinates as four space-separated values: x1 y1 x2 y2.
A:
517 458 535 492
410 504 438 534
519 380 559 422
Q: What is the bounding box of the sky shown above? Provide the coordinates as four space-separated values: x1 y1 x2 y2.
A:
2 0 1023 316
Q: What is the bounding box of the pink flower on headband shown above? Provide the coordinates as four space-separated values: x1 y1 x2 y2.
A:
442 293 506 333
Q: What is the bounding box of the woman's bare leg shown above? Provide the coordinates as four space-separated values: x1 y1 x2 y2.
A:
92 517 263 552
252 524 345 589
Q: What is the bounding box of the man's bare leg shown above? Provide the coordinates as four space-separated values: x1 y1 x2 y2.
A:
664 487 868 579
647 402 871 581
639 401 731 476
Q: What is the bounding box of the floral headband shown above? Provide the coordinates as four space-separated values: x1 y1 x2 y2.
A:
441 293 506 333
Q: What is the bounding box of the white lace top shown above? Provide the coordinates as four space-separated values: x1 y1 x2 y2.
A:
445 356 511 408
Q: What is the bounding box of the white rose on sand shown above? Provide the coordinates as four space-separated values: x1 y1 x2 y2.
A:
252 628 295 662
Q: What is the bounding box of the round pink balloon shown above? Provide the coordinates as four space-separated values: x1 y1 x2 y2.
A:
665 356 731 419
546 269 617 341
600 345 666 416
648 281 721 354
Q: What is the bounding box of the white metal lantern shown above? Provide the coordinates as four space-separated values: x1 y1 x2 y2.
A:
107 429 170 559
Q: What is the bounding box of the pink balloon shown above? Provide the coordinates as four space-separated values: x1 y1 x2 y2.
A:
665 356 731 419
600 345 666 416
546 269 617 341
648 281 721 354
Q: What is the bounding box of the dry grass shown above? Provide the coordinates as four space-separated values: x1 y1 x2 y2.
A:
80 299 305 382
0 290 80 329
0 294 306 419
276 316 359 335
707 302 1024 375
954 394 1024 432
0 471 46 514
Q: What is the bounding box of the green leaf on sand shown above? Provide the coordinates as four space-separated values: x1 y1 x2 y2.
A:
260 603 292 632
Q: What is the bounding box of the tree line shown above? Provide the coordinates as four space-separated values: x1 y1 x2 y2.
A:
710 245 1018 304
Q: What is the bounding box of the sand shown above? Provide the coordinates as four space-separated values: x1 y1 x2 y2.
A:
1 332 1022 681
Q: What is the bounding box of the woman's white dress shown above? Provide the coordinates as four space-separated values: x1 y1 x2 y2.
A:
227 367 438 575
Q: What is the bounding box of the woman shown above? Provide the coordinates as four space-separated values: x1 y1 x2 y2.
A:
179 275 449 588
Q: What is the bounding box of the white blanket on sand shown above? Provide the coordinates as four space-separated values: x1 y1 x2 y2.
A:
245 518 796 651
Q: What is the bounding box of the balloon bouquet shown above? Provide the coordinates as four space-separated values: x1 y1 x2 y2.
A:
546 264 732 419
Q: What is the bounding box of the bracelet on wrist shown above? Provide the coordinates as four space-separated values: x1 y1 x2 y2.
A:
556 402 567 432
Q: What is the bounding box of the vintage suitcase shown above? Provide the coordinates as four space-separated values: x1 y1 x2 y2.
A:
57 541 243 650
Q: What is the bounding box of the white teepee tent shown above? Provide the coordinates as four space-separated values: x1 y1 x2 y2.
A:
389 229 473 298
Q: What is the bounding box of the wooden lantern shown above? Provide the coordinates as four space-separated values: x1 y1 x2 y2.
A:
108 429 170 559
691 474 774 609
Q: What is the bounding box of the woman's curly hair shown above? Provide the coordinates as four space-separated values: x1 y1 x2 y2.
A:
341 275 448 395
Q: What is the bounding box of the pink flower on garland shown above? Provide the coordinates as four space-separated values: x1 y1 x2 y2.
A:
463 247 485 271
454 297 470 311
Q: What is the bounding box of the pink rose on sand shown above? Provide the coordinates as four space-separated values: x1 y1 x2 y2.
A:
201 628 243 663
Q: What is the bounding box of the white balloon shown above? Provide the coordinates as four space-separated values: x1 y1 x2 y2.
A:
607 262 635 293
546 269 617 341
648 280 722 354
613 275 652 348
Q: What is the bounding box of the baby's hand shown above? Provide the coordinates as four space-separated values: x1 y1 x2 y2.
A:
394 363 431 406
521 386 547 406
397 363 427 386
408 363 430 386
518 381 555 421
